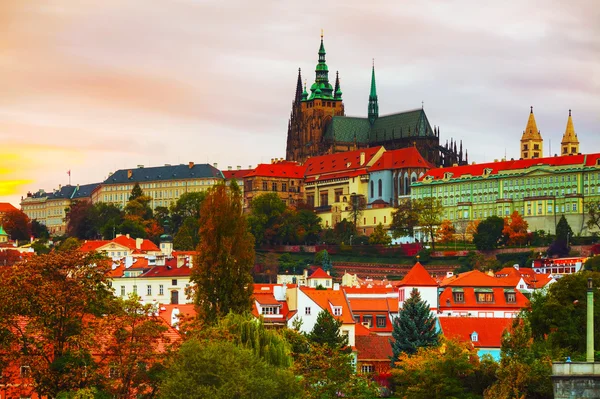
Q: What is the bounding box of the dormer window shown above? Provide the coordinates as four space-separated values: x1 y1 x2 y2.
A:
483 168 493 177
332 306 342 316
452 288 464 303
504 289 517 303
444 172 454 180
471 332 478 342
475 288 494 303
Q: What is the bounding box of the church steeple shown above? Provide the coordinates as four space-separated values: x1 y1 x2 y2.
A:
309 31 333 100
520 106 543 159
368 61 379 125
561 109 579 156
294 68 303 104
334 71 343 99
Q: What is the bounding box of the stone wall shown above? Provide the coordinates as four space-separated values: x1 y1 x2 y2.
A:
552 362 600 399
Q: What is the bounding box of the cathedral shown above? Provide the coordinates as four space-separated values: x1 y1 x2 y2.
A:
285 35 466 168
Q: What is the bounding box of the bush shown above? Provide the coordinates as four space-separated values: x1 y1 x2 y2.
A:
415 248 432 264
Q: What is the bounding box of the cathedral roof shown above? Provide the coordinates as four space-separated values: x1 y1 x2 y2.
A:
323 108 434 144
304 146 384 180
521 106 542 141
368 147 434 171
561 109 579 145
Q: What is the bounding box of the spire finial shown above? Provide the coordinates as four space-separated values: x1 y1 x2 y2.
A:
321 29 323 39
530 106 533 114
422 100 424 109
372 58 374 68
569 109 572 117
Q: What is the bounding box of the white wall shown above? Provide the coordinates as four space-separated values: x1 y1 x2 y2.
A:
112 276 192 304
399 286 439 311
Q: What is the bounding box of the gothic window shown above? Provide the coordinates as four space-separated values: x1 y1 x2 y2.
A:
378 179 382 197
370 181 374 198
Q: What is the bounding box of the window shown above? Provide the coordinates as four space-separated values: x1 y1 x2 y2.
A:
476 292 494 303
305 307 311 315
333 306 342 316
20 365 31 378
133 285 137 295
262 181 268 191
262 306 279 315
120 286 125 296
147 285 152 296
453 292 464 303
376 315 387 328
306 194 314 207
320 191 328 207
471 332 478 342
272 182 277 192
108 365 120 379
363 315 373 327
378 179 382 197
159 285 164 295
505 292 516 303
172 279 178 286
361 365 375 373
282 183 287 192
370 181 374 198
334 189 343 202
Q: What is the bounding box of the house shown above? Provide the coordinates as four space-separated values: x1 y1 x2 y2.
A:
438 270 528 318
251 284 296 328
397 262 439 311
80 234 162 257
307 267 333 288
344 286 398 335
355 323 394 377
494 264 555 293
439 317 513 360
242 160 306 209
532 256 587 276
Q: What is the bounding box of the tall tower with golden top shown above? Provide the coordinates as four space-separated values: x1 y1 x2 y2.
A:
520 106 543 159
561 109 579 156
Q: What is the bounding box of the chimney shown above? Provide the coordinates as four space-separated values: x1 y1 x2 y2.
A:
135 237 143 250
228 166 232 171
188 161 194 169
171 307 180 329
59 184 62 190
513 263 520 270
125 256 133 269
127 170 133 179
213 162 218 169
126 234 130 239
237 165 241 170
360 152 365 166
446 271 454 278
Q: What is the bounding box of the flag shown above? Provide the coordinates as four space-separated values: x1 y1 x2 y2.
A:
67 170 71 177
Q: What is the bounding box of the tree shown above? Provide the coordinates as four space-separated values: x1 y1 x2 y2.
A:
466 219 481 241
555 215 573 243
0 251 116 398
586 200 600 232
392 337 498 399
94 203 124 239
333 218 356 245
584 256 600 272
436 219 455 244
484 318 552 399
473 216 504 250
160 339 300 399
296 209 322 244
173 217 200 250
1 209 31 241
414 197 444 249
66 201 98 239
314 250 333 273
191 182 255 324
369 222 392 245
348 193 367 229
261 252 279 283
307 310 349 350
169 192 205 233
31 219 50 239
129 183 144 201
391 288 438 362
247 193 287 246
390 198 420 238
502 211 529 246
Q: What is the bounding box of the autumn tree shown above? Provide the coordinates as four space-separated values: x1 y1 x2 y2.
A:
392 337 498 399
369 222 392 245
414 197 444 249
436 219 455 244
466 219 481 241
348 193 367 229
66 201 98 239
391 288 438 362
390 198 420 238
307 310 349 350
247 193 287 246
473 216 504 250
1 209 31 241
502 210 529 246
0 251 116 398
191 181 255 324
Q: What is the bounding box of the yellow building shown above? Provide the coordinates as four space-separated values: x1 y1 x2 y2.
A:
561 110 580 156
520 107 543 159
94 162 223 210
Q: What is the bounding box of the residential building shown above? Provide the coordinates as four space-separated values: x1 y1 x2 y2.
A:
94 162 223 210
222 166 253 199
242 159 305 208
494 264 555 292
307 267 333 288
285 35 466 167
251 284 296 328
0 225 8 244
80 234 161 257
0 202 17 219
531 256 587 277
397 262 439 311
439 317 513 360
344 286 398 335
355 323 394 376
20 183 100 235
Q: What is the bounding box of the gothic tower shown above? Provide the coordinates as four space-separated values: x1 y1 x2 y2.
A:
285 33 345 163
368 63 378 125
561 109 580 156
520 106 543 159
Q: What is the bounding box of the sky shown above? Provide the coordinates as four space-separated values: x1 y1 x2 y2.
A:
1 0 599 207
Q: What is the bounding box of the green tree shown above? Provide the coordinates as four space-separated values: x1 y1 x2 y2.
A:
117 219 147 239
586 200 600 232
160 339 300 399
31 219 50 239
247 193 287 246
414 197 444 250
169 191 205 232
333 218 356 245
473 216 505 250
348 193 367 229
296 209 322 244
369 222 392 245
191 182 255 324
66 201 98 239
173 217 200 250
94 203 124 239
391 288 439 362
584 256 600 271
307 310 348 350
129 183 144 201
484 318 552 399
555 215 574 243
390 198 420 238
314 249 333 272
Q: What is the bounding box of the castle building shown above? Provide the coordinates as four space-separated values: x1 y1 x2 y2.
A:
242 159 306 208
520 107 543 159
285 35 465 168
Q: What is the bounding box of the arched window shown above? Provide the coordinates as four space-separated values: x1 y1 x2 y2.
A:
370 181 374 198
378 179 382 197
404 175 409 195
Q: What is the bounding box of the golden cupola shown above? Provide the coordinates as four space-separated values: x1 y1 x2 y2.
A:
561 109 579 156
520 106 543 159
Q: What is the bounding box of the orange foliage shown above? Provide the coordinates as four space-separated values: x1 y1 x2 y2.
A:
436 219 456 244
502 211 529 246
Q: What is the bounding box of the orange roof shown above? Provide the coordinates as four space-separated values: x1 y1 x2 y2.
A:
355 322 372 336
304 146 383 178
308 267 332 279
439 287 528 310
347 298 390 312
158 304 197 328
387 297 399 313
441 270 515 287
244 161 306 179
369 147 434 171
420 152 600 181
356 334 393 361
398 262 438 287
0 203 18 213
343 286 395 294
221 169 253 179
112 235 160 252
254 293 281 306
439 317 513 348
300 287 355 324
80 240 111 252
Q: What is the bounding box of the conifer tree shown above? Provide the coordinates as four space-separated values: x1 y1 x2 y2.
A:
129 183 144 201
307 310 348 350
555 215 573 243
391 288 438 364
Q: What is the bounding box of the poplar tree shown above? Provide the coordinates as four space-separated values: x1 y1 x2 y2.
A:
191 181 255 324
391 288 438 364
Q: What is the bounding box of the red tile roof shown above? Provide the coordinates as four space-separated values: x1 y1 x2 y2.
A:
308 267 332 279
0 203 18 213
304 146 384 179
439 317 513 348
398 262 438 287
80 240 111 252
141 264 191 278
254 293 281 306
368 147 435 172
113 235 160 252
439 287 528 310
347 298 391 312
343 286 395 294
420 152 600 181
300 287 355 324
440 270 515 287
356 334 393 361
221 169 253 179
244 161 306 179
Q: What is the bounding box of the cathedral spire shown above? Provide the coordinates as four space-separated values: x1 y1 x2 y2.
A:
368 60 379 125
561 109 579 155
295 68 303 104
334 71 343 99
309 31 333 100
